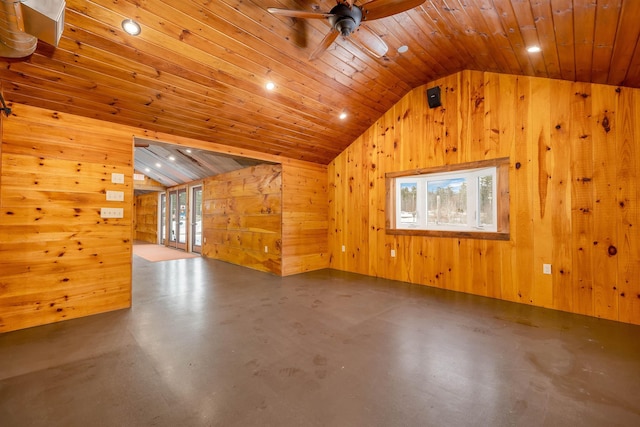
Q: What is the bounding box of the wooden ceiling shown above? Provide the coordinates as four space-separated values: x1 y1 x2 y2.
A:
1 0 639 165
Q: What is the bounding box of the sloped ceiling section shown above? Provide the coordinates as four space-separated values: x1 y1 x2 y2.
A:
1 1 640 164
134 138 268 187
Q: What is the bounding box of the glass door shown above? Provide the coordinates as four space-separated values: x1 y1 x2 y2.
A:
176 188 187 251
191 186 203 253
168 188 188 251
160 193 166 244
168 190 178 248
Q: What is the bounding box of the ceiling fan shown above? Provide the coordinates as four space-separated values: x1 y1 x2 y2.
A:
268 0 426 60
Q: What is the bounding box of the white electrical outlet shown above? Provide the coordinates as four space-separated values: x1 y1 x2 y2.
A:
106 190 124 201
100 208 124 218
543 264 552 275
391 249 396 257
111 173 125 184
341 245 346 252
264 246 268 253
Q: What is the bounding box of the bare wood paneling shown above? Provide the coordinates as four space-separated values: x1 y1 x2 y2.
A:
134 193 158 243
201 164 282 275
0 104 133 333
328 70 640 325
281 163 329 276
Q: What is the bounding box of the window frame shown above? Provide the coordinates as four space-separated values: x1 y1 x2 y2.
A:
385 158 510 241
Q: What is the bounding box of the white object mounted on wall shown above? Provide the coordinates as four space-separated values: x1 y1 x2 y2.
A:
21 0 65 47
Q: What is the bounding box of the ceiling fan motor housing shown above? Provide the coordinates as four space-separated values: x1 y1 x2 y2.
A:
329 3 363 36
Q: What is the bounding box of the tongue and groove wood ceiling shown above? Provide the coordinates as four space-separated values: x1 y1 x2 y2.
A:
1 0 639 165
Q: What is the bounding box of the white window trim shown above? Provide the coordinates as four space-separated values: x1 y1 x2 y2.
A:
386 157 510 241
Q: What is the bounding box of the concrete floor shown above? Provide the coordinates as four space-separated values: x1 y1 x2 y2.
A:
1 255 640 426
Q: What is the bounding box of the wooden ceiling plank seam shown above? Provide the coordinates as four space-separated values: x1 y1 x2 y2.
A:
417 2 474 71
51 35 367 142
55 36 161 80
50 27 376 144
509 0 549 76
410 5 476 71
527 0 563 79
241 0 415 97
490 0 536 77
421 0 490 73
400 2 475 82
66 5 389 123
572 0 596 82
403 7 468 72
550 0 576 82
26 47 362 144
7 91 340 163
434 0 507 73
123 0 397 115
62 13 383 144
237 0 413 101
520 0 562 79
606 0 640 85
454 0 525 76
378 11 458 78
476 0 531 75
590 0 621 83
620 37 640 88
4 61 360 147
134 0 406 111
308 31 425 99
359 9 452 77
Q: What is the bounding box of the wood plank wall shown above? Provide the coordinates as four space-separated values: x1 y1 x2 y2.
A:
281 163 329 276
328 70 640 325
0 104 134 332
201 164 283 275
134 193 159 243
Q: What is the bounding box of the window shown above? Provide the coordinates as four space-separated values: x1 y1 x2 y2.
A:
386 158 509 240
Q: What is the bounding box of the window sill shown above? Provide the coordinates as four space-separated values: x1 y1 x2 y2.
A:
385 228 510 241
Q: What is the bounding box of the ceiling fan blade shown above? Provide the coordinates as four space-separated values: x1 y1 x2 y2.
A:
309 28 340 60
350 25 388 58
267 8 333 20
360 0 426 21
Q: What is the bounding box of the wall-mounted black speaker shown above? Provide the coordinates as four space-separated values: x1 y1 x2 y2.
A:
426 86 442 109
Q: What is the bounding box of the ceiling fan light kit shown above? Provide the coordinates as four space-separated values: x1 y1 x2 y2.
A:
329 3 362 36
268 0 426 60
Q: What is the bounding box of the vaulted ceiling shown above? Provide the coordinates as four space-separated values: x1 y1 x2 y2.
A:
1 0 639 165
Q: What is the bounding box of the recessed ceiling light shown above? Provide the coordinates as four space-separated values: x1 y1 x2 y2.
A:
339 111 347 120
155 162 162 168
185 149 192 153
397 45 409 54
122 19 141 36
168 155 176 161
265 81 275 91
526 45 541 53
144 167 150 172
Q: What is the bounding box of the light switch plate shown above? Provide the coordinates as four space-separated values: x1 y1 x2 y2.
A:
101 208 123 218
543 264 552 275
106 190 124 201
111 173 125 184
